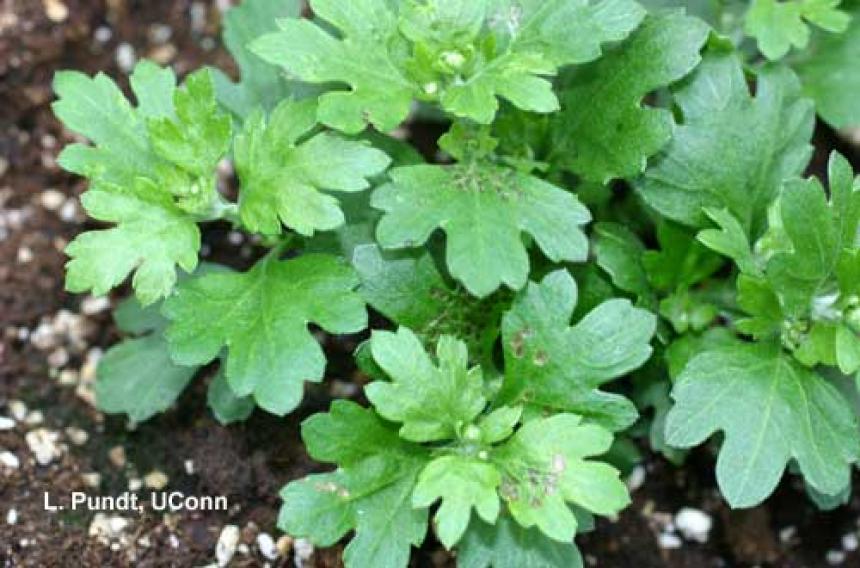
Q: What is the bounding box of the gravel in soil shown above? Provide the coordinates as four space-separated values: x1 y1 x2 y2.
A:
3 1 860 567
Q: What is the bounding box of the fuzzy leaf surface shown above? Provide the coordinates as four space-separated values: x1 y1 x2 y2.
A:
235 99 391 236
373 164 590 297
499 270 656 431
665 341 860 507
554 11 709 182
163 254 366 415
637 50 814 234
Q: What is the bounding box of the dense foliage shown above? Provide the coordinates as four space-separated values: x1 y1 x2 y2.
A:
53 0 860 565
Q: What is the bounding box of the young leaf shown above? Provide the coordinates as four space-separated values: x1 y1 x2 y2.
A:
235 99 391 236
163 254 367 415
146 70 232 177
494 414 630 541
53 64 232 304
696 208 763 276
745 0 850 61
373 163 591 297
592 222 653 302
251 0 645 131
412 456 501 549
553 11 709 182
637 49 814 234
251 0 415 133
434 0 647 124
794 5 860 128
665 341 860 508
458 515 584 568
642 221 723 292
212 0 304 119
766 152 860 316
64 178 200 306
279 401 430 568
367 328 486 442
96 297 197 422
498 270 656 431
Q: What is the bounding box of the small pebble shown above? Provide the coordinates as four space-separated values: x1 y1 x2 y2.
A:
144 470 169 490
9 401 27 421
257 532 278 560
842 533 858 551
658 532 683 549
94 26 112 43
81 295 110 315
43 0 69 22
115 42 136 73
0 451 20 469
779 525 797 544
827 549 846 565
25 410 45 426
294 538 314 567
40 189 66 211
47 347 69 368
108 445 127 468
184 459 195 475
89 513 130 542
675 507 712 543
216 525 241 567
25 428 62 465
81 472 102 488
190 2 207 34
6 509 18 525
148 23 172 44
59 199 78 222
65 427 89 446
17 246 33 264
0 416 14 430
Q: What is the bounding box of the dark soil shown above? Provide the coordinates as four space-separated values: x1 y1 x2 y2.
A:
2 1 860 567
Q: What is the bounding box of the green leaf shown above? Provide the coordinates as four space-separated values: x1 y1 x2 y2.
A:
352 244 503 364
553 11 709 182
147 69 232 177
96 334 197 422
352 244 451 330
697 208 763 276
373 163 591 297
593 222 653 302
637 49 814 234
213 0 305 119
458 515 583 568
367 328 486 442
207 366 255 425
766 153 860 316
251 0 645 130
279 401 430 568
235 99 391 236
413 456 501 548
163 254 366 415
64 178 200 306
665 341 860 507
495 414 630 541
53 63 234 304
251 0 415 133
499 270 656 431
642 221 723 292
95 297 197 422
435 0 647 124
794 5 860 127
745 0 851 61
